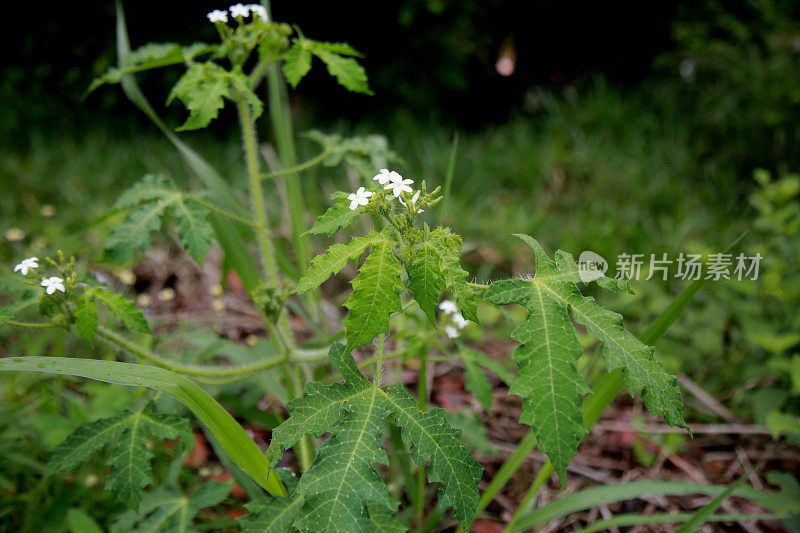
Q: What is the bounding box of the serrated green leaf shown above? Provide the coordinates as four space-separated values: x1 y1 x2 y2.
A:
0 356 285 496
172 200 214 265
283 43 312 87
114 174 178 209
428 228 479 323
267 344 480 529
48 411 132 474
239 495 305 533
308 198 360 237
86 42 215 95
407 239 446 323
126 482 231 532
296 231 388 294
92 288 150 333
75 293 98 343
168 62 231 131
48 405 192 507
463 358 493 412
344 237 404 351
311 48 372 95
312 41 364 57
386 384 482 525
268 345 395 532
106 201 166 262
485 234 687 483
108 175 216 264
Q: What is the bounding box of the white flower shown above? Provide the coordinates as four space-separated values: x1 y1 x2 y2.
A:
373 168 400 185
247 4 268 21
41 276 65 295
347 186 373 210
384 173 414 197
438 300 459 315
13 257 39 276
207 9 228 23
439 300 469 338
229 3 250 17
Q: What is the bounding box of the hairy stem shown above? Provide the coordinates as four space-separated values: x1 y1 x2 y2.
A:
237 101 282 290
260 148 330 181
3 320 56 329
96 326 327 378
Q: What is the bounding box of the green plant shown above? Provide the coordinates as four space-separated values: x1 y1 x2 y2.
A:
2 3 795 532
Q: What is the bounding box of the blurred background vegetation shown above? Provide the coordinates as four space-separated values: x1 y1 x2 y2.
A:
2 0 800 528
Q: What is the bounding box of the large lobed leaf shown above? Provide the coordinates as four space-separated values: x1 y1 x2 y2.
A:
485 234 687 483
167 62 262 131
106 175 215 265
259 344 482 531
48 404 192 508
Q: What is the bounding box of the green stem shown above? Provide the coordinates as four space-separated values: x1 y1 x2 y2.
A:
237 100 282 291
185 195 258 227
96 326 326 378
467 281 489 291
3 321 56 329
260 148 330 181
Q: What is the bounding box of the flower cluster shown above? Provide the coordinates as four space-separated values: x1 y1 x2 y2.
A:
207 3 268 24
439 300 469 338
374 168 414 197
344 168 440 223
13 256 66 295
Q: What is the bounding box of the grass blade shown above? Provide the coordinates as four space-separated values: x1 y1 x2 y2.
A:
573 512 782 533
509 480 797 532
0 356 286 497
675 472 753 533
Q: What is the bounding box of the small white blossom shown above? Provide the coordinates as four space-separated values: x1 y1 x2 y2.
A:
229 3 250 17
384 173 414 197
41 276 65 295
247 4 268 21
13 257 39 276
438 300 459 315
347 186 373 210
439 300 469 338
207 9 228 23
373 168 399 185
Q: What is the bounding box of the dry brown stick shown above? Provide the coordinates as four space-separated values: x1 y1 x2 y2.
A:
678 373 742 423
